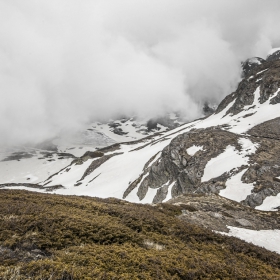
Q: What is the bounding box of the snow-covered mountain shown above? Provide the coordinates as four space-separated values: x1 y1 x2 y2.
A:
0 114 183 185
1 48 280 254
2 49 280 210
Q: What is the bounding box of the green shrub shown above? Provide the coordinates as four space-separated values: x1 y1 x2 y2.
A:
0 190 279 279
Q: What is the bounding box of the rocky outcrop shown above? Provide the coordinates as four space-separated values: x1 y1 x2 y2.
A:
267 49 280 62
169 194 280 232
242 134 280 207
241 57 265 77
124 124 280 206
124 128 242 203
216 59 280 116
133 123 280 207
248 117 280 140
241 49 280 78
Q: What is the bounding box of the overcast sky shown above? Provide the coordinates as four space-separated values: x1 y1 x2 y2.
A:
1 0 280 146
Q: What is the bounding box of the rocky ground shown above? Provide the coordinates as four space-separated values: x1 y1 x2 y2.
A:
168 193 280 232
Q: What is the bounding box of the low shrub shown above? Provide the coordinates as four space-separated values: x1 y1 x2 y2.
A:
0 190 279 279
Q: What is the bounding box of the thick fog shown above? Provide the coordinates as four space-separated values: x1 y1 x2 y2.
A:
1 0 280 145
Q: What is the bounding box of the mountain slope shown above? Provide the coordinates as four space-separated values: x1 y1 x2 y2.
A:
0 114 181 185
5 57 279 210
1 190 280 279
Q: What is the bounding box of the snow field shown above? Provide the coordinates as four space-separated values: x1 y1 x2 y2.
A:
219 226 280 254
219 169 254 202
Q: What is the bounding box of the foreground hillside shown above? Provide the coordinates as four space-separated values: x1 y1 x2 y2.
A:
1 190 280 279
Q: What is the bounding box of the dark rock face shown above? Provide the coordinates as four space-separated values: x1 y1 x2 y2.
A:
108 122 121 129
83 150 104 158
128 125 280 207
112 127 128 135
241 57 265 77
267 49 280 62
242 121 280 207
216 59 280 116
125 128 241 203
248 117 280 140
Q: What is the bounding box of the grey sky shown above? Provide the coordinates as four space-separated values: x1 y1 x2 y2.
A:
1 0 280 145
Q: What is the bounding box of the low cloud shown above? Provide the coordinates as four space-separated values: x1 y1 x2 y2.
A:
1 0 280 145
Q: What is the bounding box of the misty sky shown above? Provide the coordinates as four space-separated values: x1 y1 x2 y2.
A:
1 0 280 146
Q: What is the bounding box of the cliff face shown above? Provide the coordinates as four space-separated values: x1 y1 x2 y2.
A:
217 59 280 115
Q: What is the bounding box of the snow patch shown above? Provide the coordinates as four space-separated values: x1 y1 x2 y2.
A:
238 138 258 155
247 58 262 65
202 137 257 185
163 181 176 202
251 87 260 107
1 186 46 193
24 174 39 183
201 145 247 182
0 154 72 184
140 187 158 204
219 226 280 254
256 69 268 76
256 193 280 211
186 145 203 156
47 159 94 187
194 86 280 135
219 169 254 202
